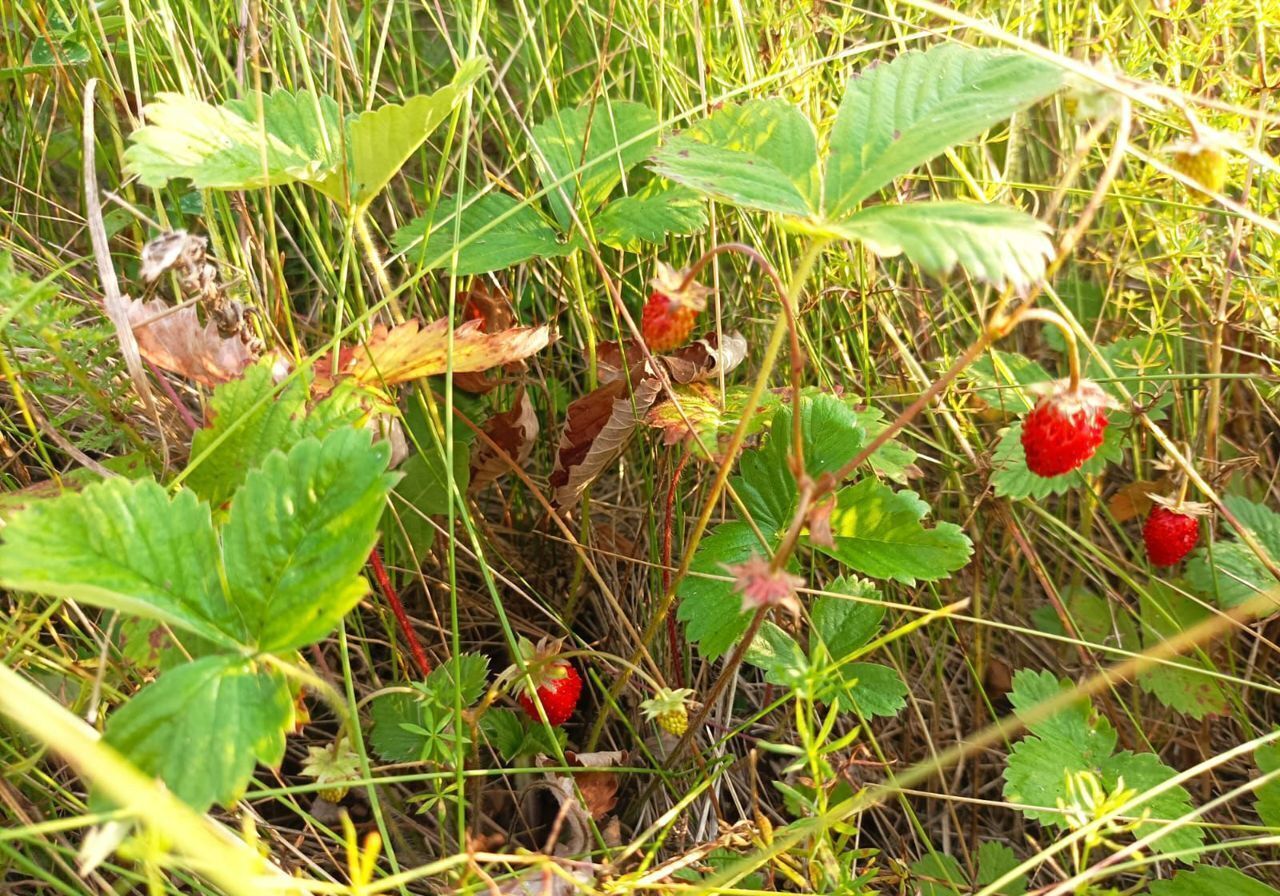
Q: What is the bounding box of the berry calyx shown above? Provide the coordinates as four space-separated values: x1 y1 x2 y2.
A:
300 738 360 804
507 637 583 726
1142 503 1202 567
641 262 712 353
640 687 696 737
1020 379 1114 478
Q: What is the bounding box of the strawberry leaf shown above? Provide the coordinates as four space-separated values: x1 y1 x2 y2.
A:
824 45 1063 218
1150 867 1280 896
1136 585 1231 719
184 362 368 510
1186 496 1280 608
677 522 779 661
594 182 707 250
736 395 866 533
1003 669 1204 859
651 98 820 217
345 58 486 208
222 428 397 653
100 655 292 813
1101 750 1204 857
392 192 572 275
826 201 1052 290
744 622 809 687
532 100 659 229
1254 741 1280 829
811 479 972 584
0 478 239 649
124 89 343 191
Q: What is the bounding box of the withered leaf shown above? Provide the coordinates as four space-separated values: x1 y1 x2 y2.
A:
470 386 539 490
643 382 721 448
315 318 551 395
551 374 662 507
1109 478 1169 523
126 296 256 387
551 332 747 505
658 331 747 384
459 281 517 332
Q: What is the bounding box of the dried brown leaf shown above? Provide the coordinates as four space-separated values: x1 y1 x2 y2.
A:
126 296 256 388
470 387 539 490
1109 478 1169 523
551 374 662 507
659 331 747 384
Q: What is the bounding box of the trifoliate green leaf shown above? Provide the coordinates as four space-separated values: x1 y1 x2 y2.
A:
418 653 489 707
1101 749 1204 857
1149 867 1280 896
736 395 866 532
826 201 1053 290
392 192 572 274
744 622 808 687
532 100 659 228
345 58 486 207
1185 496 1280 608
911 851 967 896
594 182 708 249
677 522 777 661
1254 741 1280 829
125 89 343 191
975 841 1027 895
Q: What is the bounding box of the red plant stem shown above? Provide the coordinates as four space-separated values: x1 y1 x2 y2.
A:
663 453 691 688
369 546 431 678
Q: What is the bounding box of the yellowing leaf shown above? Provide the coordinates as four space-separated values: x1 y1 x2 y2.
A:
337 318 551 389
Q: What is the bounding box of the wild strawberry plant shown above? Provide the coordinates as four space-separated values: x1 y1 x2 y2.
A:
0 375 396 812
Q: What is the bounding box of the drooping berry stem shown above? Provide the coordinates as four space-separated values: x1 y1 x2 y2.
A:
663 452 691 688
368 546 431 678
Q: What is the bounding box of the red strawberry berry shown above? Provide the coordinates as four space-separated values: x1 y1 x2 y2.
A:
641 262 712 353
518 660 582 726
1020 379 1113 477
642 291 698 352
1143 506 1200 567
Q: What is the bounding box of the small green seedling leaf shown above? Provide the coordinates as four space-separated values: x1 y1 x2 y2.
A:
824 44 1063 217
102 655 292 813
652 98 820 217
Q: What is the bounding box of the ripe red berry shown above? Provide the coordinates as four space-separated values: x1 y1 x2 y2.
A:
641 261 712 353
642 290 698 352
1020 379 1112 478
1143 506 1200 567
517 660 582 726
